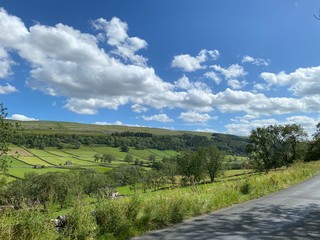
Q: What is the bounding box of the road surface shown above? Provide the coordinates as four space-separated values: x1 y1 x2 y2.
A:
135 174 320 239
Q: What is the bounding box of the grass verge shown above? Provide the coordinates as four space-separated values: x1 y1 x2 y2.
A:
0 161 319 239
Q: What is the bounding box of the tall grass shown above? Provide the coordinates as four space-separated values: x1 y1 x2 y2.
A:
0 161 319 239
0 207 58 240
92 161 320 239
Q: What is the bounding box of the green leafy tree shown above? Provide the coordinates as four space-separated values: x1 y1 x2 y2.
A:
102 153 115 163
108 165 143 191
124 153 134 163
0 104 21 172
175 149 206 185
306 122 320 161
247 124 307 172
148 154 156 162
94 153 102 162
120 145 129 152
198 145 223 182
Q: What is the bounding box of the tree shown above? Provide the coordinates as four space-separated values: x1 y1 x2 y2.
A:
199 145 223 182
108 165 143 191
175 149 206 185
94 153 102 162
306 122 320 161
102 153 115 163
148 154 156 163
124 153 134 163
0 104 20 172
160 157 178 187
120 145 129 152
246 124 307 172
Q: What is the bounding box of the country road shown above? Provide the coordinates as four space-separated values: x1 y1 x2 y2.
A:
135 174 320 240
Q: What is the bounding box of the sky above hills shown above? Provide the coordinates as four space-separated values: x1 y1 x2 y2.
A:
1 0 320 136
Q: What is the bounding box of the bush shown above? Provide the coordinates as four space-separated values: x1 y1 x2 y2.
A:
239 181 251 195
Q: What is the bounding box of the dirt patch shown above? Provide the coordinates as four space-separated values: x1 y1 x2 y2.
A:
7 147 33 157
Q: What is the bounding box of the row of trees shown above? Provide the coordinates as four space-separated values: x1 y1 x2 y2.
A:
0 144 223 209
246 124 307 172
10 131 215 152
108 145 223 192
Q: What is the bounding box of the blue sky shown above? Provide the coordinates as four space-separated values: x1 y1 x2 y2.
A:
1 0 320 136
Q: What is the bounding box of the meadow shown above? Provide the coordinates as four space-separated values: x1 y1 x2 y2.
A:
4 145 181 181
3 145 250 187
1 160 319 240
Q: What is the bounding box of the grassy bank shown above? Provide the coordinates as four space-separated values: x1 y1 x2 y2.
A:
1 161 319 239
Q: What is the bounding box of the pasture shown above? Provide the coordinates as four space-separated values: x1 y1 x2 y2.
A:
4 145 178 180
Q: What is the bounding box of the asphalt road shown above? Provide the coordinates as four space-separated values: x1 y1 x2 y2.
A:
135 174 320 240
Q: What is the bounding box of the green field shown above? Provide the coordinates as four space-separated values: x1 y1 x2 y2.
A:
5 145 251 182
4 145 179 181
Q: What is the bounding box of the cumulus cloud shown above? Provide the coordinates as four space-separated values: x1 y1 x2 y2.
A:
0 47 14 78
0 8 174 114
2 7 320 123
92 17 148 66
242 55 270 66
179 111 216 123
142 114 173 122
195 128 218 133
211 64 246 80
225 115 320 137
171 49 219 72
227 79 248 89
260 66 320 96
174 75 193 90
9 114 38 121
213 88 307 116
95 120 123 125
95 120 145 127
0 8 219 115
131 104 148 113
0 83 17 94
225 118 279 136
204 71 222 85
253 83 270 91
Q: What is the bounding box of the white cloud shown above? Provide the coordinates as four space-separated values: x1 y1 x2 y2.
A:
211 64 246 80
260 66 320 97
95 121 145 127
171 49 219 72
0 83 18 94
214 88 307 116
131 104 148 113
179 111 216 123
0 47 14 78
0 8 175 114
204 71 222 85
253 83 270 91
92 17 148 66
9 114 38 121
174 75 193 90
225 118 279 136
227 79 248 89
242 55 270 66
195 128 217 133
142 114 173 122
225 115 320 137
2 7 320 123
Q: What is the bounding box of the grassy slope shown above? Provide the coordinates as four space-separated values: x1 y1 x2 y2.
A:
7 120 189 136
5 145 178 180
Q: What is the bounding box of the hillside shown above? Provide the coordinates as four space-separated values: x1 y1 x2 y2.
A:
6 120 249 155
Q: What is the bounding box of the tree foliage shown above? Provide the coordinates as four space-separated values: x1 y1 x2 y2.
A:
0 104 21 172
305 122 320 161
246 124 307 172
175 145 223 185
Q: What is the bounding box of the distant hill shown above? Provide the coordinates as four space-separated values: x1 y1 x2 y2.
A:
7 120 249 155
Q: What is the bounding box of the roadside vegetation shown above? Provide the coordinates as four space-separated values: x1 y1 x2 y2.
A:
1 103 320 239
